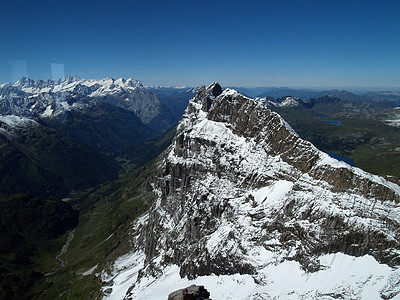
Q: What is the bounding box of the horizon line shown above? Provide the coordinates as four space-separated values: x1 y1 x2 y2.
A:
1 76 399 93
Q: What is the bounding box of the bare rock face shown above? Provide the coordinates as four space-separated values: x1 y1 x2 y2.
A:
138 83 400 276
103 83 400 299
98 88 161 125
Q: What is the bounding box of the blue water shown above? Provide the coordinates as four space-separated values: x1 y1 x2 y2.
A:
322 120 342 125
328 152 356 166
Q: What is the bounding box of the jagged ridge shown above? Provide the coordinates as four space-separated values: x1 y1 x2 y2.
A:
0 76 179 130
103 83 400 299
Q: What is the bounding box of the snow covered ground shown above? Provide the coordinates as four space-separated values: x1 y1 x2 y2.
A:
386 118 400 128
103 251 400 299
0 115 38 126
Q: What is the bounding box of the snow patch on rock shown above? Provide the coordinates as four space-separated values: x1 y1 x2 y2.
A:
102 84 400 300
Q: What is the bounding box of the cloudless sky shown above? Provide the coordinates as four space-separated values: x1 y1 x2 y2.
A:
1 0 399 88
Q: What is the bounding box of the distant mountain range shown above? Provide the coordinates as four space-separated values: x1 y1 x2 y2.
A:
149 85 400 112
1 76 181 131
231 87 400 105
0 77 182 198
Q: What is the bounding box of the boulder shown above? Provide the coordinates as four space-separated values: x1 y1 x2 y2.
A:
168 285 211 300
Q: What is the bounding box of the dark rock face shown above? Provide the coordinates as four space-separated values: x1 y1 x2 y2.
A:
168 285 211 300
208 82 223 98
128 83 400 286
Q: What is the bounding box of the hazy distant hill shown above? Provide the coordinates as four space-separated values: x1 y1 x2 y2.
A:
231 87 400 105
148 86 198 120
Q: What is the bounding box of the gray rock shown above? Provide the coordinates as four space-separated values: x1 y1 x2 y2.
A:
168 285 211 300
117 83 400 299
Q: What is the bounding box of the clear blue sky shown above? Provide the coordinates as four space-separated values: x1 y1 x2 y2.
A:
1 0 399 88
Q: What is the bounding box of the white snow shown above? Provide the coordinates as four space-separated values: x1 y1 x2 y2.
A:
103 252 400 300
191 119 244 146
0 77 151 121
279 96 300 107
41 105 53 117
206 223 232 252
386 118 400 128
59 101 70 110
8 77 143 97
88 77 141 97
266 97 300 108
222 88 239 96
252 180 293 205
80 265 98 276
0 115 37 127
102 251 146 299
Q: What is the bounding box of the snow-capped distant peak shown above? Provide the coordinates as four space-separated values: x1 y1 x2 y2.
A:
87 77 143 97
265 96 300 107
280 96 300 107
0 76 165 126
221 88 239 97
3 76 146 98
58 76 82 84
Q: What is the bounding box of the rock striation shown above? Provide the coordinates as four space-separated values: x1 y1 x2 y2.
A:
103 83 400 299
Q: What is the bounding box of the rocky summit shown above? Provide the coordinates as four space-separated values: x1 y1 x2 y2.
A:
102 83 400 299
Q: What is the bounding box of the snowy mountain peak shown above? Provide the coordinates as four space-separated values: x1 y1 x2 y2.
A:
57 76 82 84
5 76 145 96
0 76 167 125
125 77 142 87
14 76 33 86
103 85 400 299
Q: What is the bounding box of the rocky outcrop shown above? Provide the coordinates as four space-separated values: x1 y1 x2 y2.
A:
103 83 400 299
168 285 211 300
145 83 398 270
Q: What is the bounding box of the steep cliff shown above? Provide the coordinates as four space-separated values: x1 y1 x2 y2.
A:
102 83 400 299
